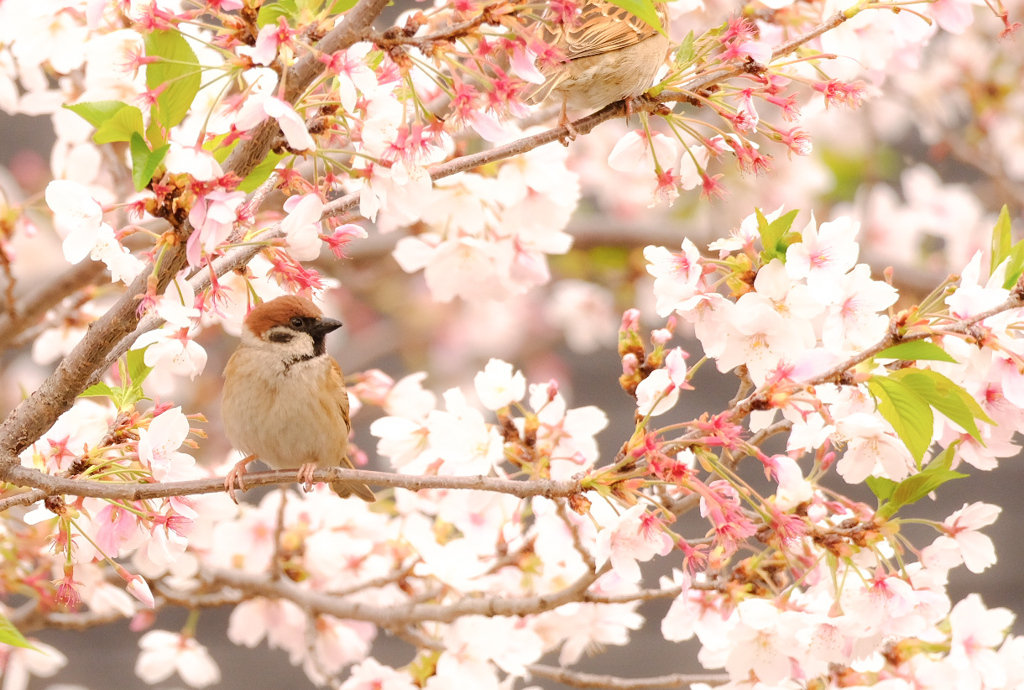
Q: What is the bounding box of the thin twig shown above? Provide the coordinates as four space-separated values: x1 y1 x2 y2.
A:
0 463 582 503
527 664 729 689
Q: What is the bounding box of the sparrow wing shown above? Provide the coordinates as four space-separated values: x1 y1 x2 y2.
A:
331 358 351 433
329 358 376 502
560 2 662 61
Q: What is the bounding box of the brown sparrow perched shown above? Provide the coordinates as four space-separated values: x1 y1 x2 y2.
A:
221 295 375 502
527 1 670 135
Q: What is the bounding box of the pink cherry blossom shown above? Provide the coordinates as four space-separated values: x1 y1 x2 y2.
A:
644 238 704 317
834 412 915 483
234 94 315 151
930 502 1001 573
593 505 674 582
186 190 245 267
280 193 325 261
785 215 860 305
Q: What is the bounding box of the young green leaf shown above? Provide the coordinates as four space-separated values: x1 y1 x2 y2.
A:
80 382 118 400
120 347 154 409
93 105 145 144
674 31 695 65
875 341 958 364
64 100 131 129
877 445 966 519
607 0 665 34
0 613 37 650
327 0 359 14
206 133 284 191
991 205 1012 277
145 30 202 129
758 208 800 262
865 475 897 504
890 369 993 443
257 0 299 27
130 133 170 191
866 375 934 465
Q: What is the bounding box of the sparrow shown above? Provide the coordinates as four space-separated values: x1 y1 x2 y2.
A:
526 1 671 135
221 295 375 503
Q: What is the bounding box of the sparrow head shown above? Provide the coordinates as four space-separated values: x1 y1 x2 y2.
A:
242 295 342 361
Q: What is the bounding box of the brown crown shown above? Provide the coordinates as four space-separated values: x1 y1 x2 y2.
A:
244 295 324 336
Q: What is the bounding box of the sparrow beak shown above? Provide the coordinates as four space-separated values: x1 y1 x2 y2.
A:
309 317 343 337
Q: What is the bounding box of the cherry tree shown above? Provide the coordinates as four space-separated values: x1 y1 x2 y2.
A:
0 0 1022 687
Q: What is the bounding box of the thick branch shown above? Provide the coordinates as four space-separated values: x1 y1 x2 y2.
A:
0 249 189 462
0 0 393 469
0 4 856 474
0 261 108 352
222 0 392 176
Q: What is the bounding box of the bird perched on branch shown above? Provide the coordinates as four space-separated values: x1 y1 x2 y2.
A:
222 295 375 503
527 0 671 134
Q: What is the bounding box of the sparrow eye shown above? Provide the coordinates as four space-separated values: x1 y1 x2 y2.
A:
289 316 304 329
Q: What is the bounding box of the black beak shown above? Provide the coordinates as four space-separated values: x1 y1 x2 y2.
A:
309 317 343 337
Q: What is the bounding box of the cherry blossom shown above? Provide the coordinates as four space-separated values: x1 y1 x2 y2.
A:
593 504 674 582
44 179 106 264
280 193 325 261
474 358 526 410
928 502 1001 573
233 95 316 152
135 630 221 688
186 190 246 267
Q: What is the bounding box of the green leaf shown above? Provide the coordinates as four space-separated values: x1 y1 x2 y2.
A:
1003 240 1024 290
238 151 285 192
0 612 37 651
257 0 299 27
877 445 967 519
866 375 934 465
758 208 800 262
64 101 131 129
121 347 154 409
130 133 170 191
674 31 695 66
875 341 958 364
607 0 665 34
327 0 358 13
93 105 145 144
991 205 1012 277
865 475 897 503
80 382 118 400
145 30 202 129
205 132 284 192
891 369 993 442
127 346 154 388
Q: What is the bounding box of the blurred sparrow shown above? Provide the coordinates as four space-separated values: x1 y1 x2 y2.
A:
222 295 375 503
527 1 670 134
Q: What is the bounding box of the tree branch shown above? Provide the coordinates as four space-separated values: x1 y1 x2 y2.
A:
203 562 604 625
0 0 393 470
0 463 582 505
527 664 728 689
0 261 108 353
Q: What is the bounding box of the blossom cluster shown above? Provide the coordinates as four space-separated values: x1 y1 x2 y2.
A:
4 209 1024 689
0 0 1021 687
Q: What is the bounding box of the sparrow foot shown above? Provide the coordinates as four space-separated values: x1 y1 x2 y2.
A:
297 462 318 492
557 102 578 145
225 454 256 504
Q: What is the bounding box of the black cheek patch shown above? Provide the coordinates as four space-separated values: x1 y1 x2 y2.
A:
268 331 294 343
312 336 327 356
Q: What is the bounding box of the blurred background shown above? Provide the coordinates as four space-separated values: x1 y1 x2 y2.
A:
3 0 1024 684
